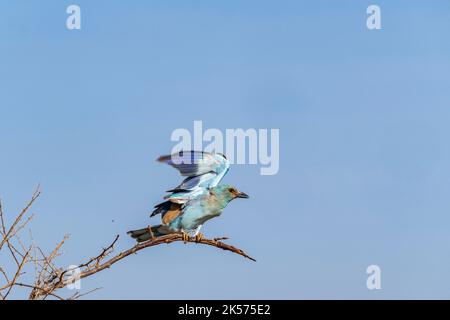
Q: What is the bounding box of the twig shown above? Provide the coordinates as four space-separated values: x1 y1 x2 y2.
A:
30 233 255 299
0 188 40 251
2 249 30 298
1 188 256 300
68 287 102 300
14 283 65 300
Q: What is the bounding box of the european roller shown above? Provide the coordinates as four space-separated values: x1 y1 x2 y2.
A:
128 151 249 242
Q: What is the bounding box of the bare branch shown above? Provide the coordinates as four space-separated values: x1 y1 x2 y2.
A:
1 249 30 298
0 187 40 251
14 283 65 300
68 287 102 300
1 187 256 300
30 233 255 299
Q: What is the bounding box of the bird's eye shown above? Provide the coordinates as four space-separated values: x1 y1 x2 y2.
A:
228 188 234 193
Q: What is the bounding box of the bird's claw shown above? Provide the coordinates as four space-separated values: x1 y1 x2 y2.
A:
195 233 204 242
182 231 190 243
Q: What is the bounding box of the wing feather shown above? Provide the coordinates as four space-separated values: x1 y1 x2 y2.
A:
158 151 230 189
157 151 215 176
151 151 230 222
150 201 183 225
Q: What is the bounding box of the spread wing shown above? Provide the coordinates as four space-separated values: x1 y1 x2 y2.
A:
157 151 230 190
150 151 230 223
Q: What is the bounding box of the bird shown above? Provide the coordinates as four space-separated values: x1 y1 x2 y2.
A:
128 151 249 243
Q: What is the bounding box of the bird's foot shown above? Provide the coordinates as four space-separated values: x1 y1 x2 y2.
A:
181 231 190 243
195 233 204 242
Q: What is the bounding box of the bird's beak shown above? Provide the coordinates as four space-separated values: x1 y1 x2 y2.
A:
236 191 249 199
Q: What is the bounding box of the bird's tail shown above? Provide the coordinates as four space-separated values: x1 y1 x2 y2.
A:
127 225 173 243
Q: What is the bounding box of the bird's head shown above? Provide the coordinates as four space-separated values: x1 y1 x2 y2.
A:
213 184 249 203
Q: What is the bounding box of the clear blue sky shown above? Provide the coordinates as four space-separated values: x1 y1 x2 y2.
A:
1 1 450 299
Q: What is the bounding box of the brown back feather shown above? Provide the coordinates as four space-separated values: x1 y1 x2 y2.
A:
162 202 182 225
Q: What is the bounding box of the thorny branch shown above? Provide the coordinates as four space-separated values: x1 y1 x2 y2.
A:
0 188 256 300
